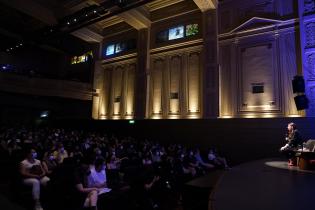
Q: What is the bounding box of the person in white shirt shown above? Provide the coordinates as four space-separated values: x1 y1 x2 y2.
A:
20 148 50 210
88 158 108 189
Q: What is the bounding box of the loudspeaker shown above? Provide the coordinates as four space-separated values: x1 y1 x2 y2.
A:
294 95 309 110
292 76 305 93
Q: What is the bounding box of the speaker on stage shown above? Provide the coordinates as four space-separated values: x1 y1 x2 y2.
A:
294 95 309 110
292 75 305 93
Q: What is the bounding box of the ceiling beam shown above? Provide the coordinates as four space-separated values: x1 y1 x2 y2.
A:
193 0 217 11
71 28 104 43
118 7 151 30
1 0 57 25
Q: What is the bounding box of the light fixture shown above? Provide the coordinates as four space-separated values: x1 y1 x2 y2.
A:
67 22 70 25
20 43 23 46
74 18 77 22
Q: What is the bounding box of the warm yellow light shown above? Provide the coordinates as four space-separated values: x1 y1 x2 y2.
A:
151 115 162 119
170 100 179 114
243 113 276 118
187 114 199 119
246 105 272 111
189 101 198 113
100 115 107 120
126 91 134 116
112 115 121 120
125 115 133 119
261 114 276 118
287 114 302 117
169 114 180 119
113 103 120 115
220 115 233 119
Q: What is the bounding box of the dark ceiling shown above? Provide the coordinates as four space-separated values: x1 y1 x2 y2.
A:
0 0 157 54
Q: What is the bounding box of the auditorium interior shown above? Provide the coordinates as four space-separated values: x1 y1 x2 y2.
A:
0 0 315 210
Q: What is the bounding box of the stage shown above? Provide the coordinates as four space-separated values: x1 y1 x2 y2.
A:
210 158 315 210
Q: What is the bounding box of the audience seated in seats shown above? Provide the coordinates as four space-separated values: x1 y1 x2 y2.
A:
20 148 50 210
142 152 153 168
69 144 84 163
186 150 205 176
0 125 234 210
74 162 99 210
179 152 196 178
41 151 58 176
280 122 305 166
142 169 161 209
88 158 108 190
53 143 68 164
207 148 230 170
194 148 214 170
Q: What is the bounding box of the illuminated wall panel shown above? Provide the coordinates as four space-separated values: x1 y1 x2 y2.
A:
124 64 135 118
150 45 203 119
187 52 201 115
169 55 181 115
219 45 233 117
151 58 164 117
99 69 111 119
239 43 280 113
279 32 300 117
111 66 123 117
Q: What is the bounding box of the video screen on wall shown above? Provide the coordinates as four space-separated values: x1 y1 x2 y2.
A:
106 44 115 56
168 26 184 40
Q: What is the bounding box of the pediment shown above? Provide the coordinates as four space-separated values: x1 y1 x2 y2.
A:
229 17 284 34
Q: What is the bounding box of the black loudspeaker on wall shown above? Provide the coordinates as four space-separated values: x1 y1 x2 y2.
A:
292 75 305 93
294 95 309 110
292 75 309 110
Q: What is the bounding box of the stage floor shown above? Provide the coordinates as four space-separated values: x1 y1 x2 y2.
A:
210 158 315 210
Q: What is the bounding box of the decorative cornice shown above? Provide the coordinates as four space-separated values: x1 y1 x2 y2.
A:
95 16 124 29
102 53 137 65
219 18 299 40
151 39 203 55
193 0 217 11
147 0 185 11
71 28 103 43
118 7 151 30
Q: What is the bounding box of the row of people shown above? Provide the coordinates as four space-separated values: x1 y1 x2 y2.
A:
0 126 230 210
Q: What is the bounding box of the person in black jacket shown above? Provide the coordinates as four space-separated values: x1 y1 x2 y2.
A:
280 122 304 166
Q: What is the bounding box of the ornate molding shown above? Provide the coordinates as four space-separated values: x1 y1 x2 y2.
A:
304 0 315 14
71 28 103 43
306 53 315 80
151 39 203 55
193 0 217 11
305 22 315 48
147 0 185 11
102 53 137 65
118 7 151 30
